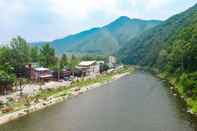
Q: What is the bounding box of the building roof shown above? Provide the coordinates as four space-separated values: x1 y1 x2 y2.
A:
34 67 49 71
78 61 96 66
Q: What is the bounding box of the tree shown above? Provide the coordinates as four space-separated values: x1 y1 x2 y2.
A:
30 46 40 63
9 36 31 76
81 54 106 61
68 55 79 70
100 63 109 73
40 43 57 68
60 54 68 69
51 58 61 81
0 47 14 74
0 71 15 95
156 49 168 70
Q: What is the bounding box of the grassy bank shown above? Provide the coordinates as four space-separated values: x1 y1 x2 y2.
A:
158 71 197 114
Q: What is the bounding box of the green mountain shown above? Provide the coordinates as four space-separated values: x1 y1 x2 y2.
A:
118 3 197 71
34 16 161 55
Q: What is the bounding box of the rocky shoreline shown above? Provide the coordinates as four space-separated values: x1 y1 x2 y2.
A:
156 74 197 115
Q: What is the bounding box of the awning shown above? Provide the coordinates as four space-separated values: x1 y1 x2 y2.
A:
39 74 53 78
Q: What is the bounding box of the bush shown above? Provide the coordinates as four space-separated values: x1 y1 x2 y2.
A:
180 74 191 90
179 73 196 96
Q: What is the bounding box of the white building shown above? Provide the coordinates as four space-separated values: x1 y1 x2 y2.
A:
76 61 100 76
109 56 117 65
108 56 117 68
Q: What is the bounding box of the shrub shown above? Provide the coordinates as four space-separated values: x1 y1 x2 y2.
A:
180 74 192 90
179 73 197 97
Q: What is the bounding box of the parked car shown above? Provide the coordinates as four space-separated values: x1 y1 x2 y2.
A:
64 76 70 81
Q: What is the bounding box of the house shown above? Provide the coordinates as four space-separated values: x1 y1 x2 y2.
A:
26 64 53 81
31 67 53 81
76 61 100 76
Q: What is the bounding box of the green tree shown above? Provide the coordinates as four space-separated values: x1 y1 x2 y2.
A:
60 54 68 69
40 43 57 68
30 46 40 63
9 36 31 75
0 47 14 73
0 70 15 95
69 55 79 70
156 49 168 70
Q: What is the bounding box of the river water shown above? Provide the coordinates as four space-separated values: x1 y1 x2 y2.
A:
0 71 197 131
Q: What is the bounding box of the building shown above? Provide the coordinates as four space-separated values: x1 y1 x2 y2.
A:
76 61 100 76
26 64 53 81
109 56 117 64
31 67 53 81
108 56 117 68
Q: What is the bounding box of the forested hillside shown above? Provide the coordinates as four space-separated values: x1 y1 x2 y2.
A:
118 3 197 67
33 16 161 55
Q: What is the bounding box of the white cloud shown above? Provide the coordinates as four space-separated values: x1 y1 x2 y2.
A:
0 0 196 43
48 0 125 19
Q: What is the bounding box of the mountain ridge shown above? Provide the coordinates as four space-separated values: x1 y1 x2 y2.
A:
33 16 162 55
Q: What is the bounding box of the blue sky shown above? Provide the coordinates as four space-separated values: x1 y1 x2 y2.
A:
0 0 196 43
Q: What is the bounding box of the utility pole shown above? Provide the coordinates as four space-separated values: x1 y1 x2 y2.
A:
181 55 184 73
57 58 60 81
19 78 23 97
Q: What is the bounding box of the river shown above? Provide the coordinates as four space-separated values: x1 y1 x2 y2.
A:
0 71 197 131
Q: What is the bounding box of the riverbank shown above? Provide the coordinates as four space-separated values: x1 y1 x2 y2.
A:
157 72 197 115
0 66 134 125
135 66 197 115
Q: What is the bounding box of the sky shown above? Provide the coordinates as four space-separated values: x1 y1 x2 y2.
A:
0 0 196 43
